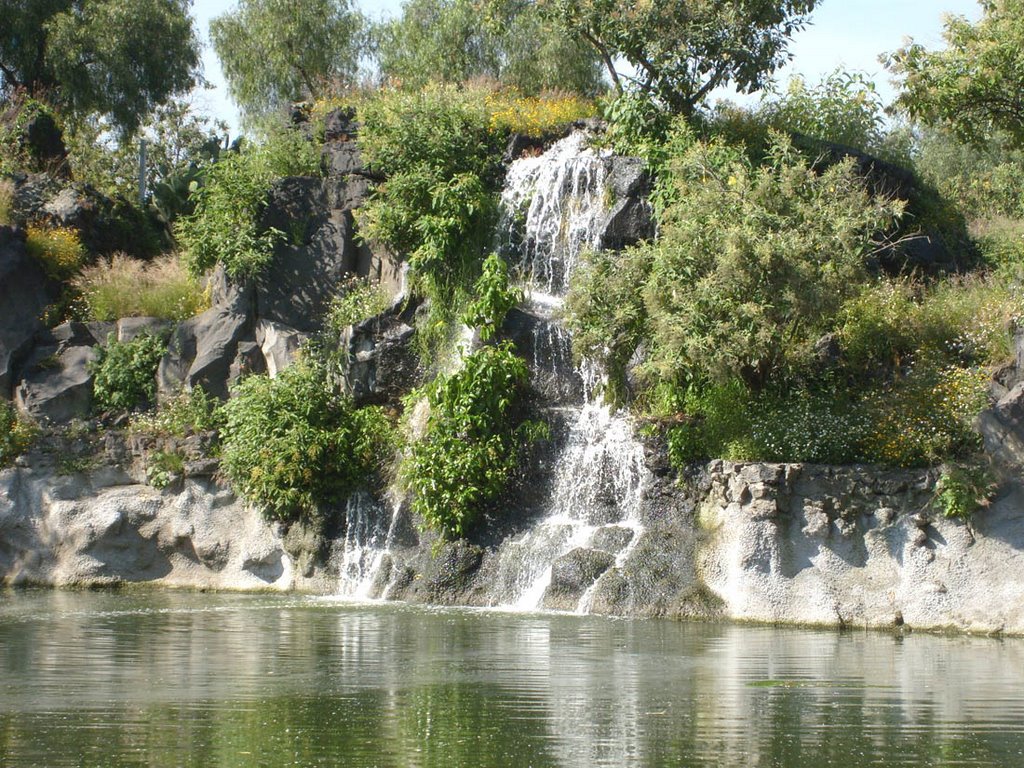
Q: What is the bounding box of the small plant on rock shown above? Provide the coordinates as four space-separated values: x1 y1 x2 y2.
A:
0 402 36 467
91 332 168 413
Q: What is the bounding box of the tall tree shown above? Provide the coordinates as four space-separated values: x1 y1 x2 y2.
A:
886 0 1024 148
534 0 819 115
376 0 604 95
211 0 364 120
0 0 201 135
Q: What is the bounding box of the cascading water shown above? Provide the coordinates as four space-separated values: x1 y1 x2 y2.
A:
492 131 652 613
336 491 399 599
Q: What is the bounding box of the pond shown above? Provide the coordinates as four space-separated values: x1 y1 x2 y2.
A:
1 590 1022 767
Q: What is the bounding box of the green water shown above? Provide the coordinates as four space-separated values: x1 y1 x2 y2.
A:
1 591 1022 767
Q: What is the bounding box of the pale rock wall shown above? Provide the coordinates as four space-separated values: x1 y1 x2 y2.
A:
697 461 1024 634
0 466 334 592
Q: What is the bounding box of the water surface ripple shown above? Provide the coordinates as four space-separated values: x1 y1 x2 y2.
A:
1 590 1022 767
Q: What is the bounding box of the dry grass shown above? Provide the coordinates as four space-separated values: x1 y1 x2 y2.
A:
74 253 209 321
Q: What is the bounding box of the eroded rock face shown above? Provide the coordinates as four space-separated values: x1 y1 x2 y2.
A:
0 466 340 592
0 227 51 397
341 308 419 406
696 461 1024 634
157 303 252 400
13 322 108 423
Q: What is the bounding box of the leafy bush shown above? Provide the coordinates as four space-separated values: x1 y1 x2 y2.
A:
0 179 13 226
404 342 544 539
90 332 167 412
640 134 903 390
146 449 185 489
1 401 36 467
325 276 392 333
461 253 521 340
130 387 225 438
220 363 395 522
861 361 989 467
759 70 891 158
935 462 997 520
74 253 208 321
25 225 85 279
175 126 320 278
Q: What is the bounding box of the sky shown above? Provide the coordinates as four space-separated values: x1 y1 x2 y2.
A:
190 0 984 137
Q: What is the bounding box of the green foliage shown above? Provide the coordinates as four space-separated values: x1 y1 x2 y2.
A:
358 86 501 354
564 246 649 405
0 179 11 226
935 462 998 520
760 70 899 160
220 363 395 522
0 97 62 176
146 449 184 489
404 343 543 539
536 0 819 115
325 276 392 333
175 127 320 278
0 401 36 467
64 99 226 210
130 387 226 439
376 0 603 96
74 254 208 322
914 126 1024 221
641 134 903 390
211 0 364 122
887 0 1024 149
91 332 167 413
0 0 200 136
462 254 521 340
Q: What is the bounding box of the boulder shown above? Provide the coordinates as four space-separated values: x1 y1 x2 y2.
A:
116 317 173 344
253 179 361 332
0 227 52 396
157 304 252 400
15 344 98 423
542 547 616 611
598 196 655 251
342 312 419 406
256 320 307 378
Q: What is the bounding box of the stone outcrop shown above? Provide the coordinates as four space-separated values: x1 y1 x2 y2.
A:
13 322 108 423
0 226 52 397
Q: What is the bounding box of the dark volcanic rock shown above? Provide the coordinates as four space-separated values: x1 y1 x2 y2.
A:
342 309 420 406
542 547 616 611
15 344 98 423
157 304 252 400
0 227 52 396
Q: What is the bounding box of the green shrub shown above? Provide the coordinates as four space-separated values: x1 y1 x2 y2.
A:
861 361 989 468
759 70 890 158
0 402 36 467
641 134 903 391
404 342 544 539
175 126 320 278
74 253 208 321
220 363 395 522
461 253 521 340
146 449 185 489
935 461 998 520
0 179 13 226
91 333 168 412
325 276 392 333
357 85 502 351
665 380 755 466
131 387 225 438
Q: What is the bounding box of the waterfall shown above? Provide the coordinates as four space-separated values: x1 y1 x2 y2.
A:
493 130 651 613
336 491 399 600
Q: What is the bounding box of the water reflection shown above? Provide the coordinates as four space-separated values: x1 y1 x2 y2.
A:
1 591 1023 767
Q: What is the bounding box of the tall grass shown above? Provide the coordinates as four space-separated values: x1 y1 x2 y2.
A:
74 253 208 321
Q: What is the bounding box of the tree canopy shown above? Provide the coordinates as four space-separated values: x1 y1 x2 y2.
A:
534 0 819 115
0 0 201 136
376 0 604 95
211 0 364 121
886 0 1024 148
